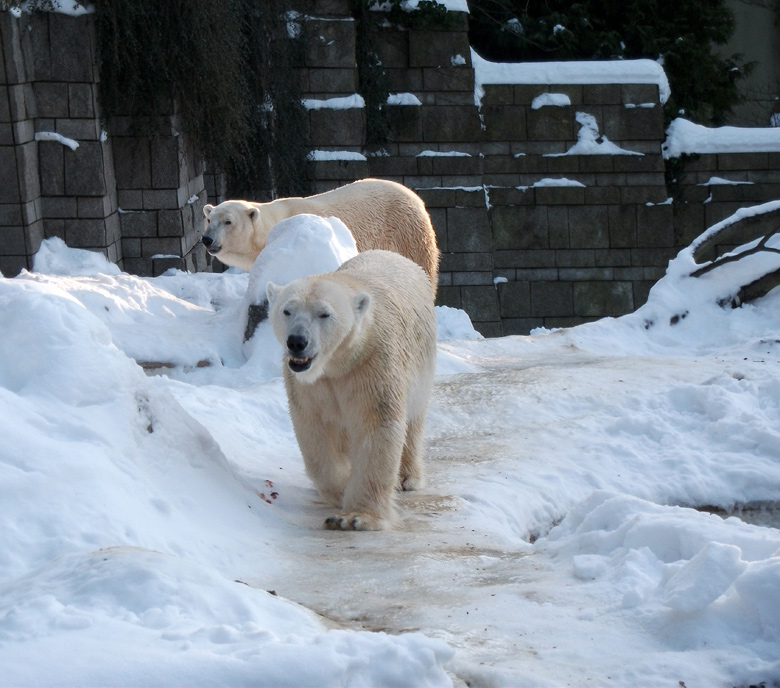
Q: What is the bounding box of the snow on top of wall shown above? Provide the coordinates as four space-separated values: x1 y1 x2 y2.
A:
8 0 92 16
472 48 670 107
531 93 572 110
307 150 367 161
387 93 422 106
663 118 780 158
372 0 469 12
544 111 644 157
302 95 365 110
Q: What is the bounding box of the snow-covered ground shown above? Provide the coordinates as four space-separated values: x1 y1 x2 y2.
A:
1 211 779 687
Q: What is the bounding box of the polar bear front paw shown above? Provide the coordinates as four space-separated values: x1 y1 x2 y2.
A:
324 512 387 531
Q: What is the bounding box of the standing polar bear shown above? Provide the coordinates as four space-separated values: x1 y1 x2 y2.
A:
202 178 440 296
266 250 437 531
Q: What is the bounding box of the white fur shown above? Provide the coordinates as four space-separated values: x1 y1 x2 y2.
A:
266 250 437 531
203 179 440 295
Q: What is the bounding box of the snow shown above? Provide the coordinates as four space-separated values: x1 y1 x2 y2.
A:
663 117 780 158
2 203 780 687
306 150 367 161
34 131 79 151
302 95 365 110
471 48 671 107
387 93 422 106
530 93 571 110
545 111 644 157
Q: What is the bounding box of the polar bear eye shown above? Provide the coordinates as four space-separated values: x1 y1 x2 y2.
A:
282 309 291 316
224 219 232 226
318 312 330 319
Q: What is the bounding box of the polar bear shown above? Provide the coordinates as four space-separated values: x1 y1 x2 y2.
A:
266 249 437 531
202 178 439 296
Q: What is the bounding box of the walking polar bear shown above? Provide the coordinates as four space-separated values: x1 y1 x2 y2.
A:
266 249 437 531
202 178 440 296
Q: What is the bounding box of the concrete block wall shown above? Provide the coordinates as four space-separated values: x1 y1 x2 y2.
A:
295 5 780 336
0 11 208 278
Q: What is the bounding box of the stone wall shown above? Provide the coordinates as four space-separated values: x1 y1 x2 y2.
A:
0 11 208 278
297 0 780 336
3 5 779 336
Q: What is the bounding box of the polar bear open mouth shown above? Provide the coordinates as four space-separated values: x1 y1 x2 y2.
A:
288 356 313 373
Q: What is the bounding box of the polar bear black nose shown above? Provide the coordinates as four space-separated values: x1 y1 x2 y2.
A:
287 333 308 354
201 234 214 248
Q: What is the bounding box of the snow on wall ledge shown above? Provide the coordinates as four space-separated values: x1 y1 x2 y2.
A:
663 118 780 158
471 48 671 107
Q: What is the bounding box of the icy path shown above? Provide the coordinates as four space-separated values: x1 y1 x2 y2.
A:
211 345 780 688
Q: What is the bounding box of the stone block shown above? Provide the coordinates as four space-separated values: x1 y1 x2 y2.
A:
718 152 768 171
306 158 369 181
7 83 34 121
68 83 95 118
447 206 492 252
0 123 12 146
151 136 180 189
583 83 622 105
622 83 659 104
578 155 615 173
33 82 68 118
0 203 22 225
409 30 470 68
482 84 514 106
77 196 110 219
613 154 664 173
568 204 609 249
526 107 574 142
120 209 158 238
143 189 179 210
556 249 596 268
423 66 474 92
501 317 544 336
636 204 674 248
113 138 151 189
494 249 556 269
49 15 95 82
440 251 492 272
559 267 612 281
497 280 531 318
492 205 548 250
0 224 26 254
453 271 494 286
41 196 76 218
16 141 39 203
56 118 100 141
385 68 423 94
573 281 633 317
64 141 105 196
373 27 408 69
531 281 573 317
545 155 579 174
585 186 620 204
596 249 632 267
386 105 423 142
308 107 364 146
534 185 586 205
480 105 526 142
141 237 181 258
422 105 483 142
547 206 569 249
307 68 357 95
461 284 500 322
158 209 184 237
64 217 107 248
0 146 20 203
304 17 355 69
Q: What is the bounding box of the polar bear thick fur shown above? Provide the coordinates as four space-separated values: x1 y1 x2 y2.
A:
202 178 440 296
266 249 437 531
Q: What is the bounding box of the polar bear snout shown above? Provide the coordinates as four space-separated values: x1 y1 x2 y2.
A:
200 232 222 254
286 333 314 373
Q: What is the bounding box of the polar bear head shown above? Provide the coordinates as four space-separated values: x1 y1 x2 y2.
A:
266 275 372 384
202 201 271 271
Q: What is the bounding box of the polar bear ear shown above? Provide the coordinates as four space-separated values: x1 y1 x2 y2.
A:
203 204 214 217
353 292 371 318
248 208 259 222
266 281 281 305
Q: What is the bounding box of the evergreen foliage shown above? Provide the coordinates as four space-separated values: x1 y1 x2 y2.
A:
468 0 754 125
93 0 309 198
